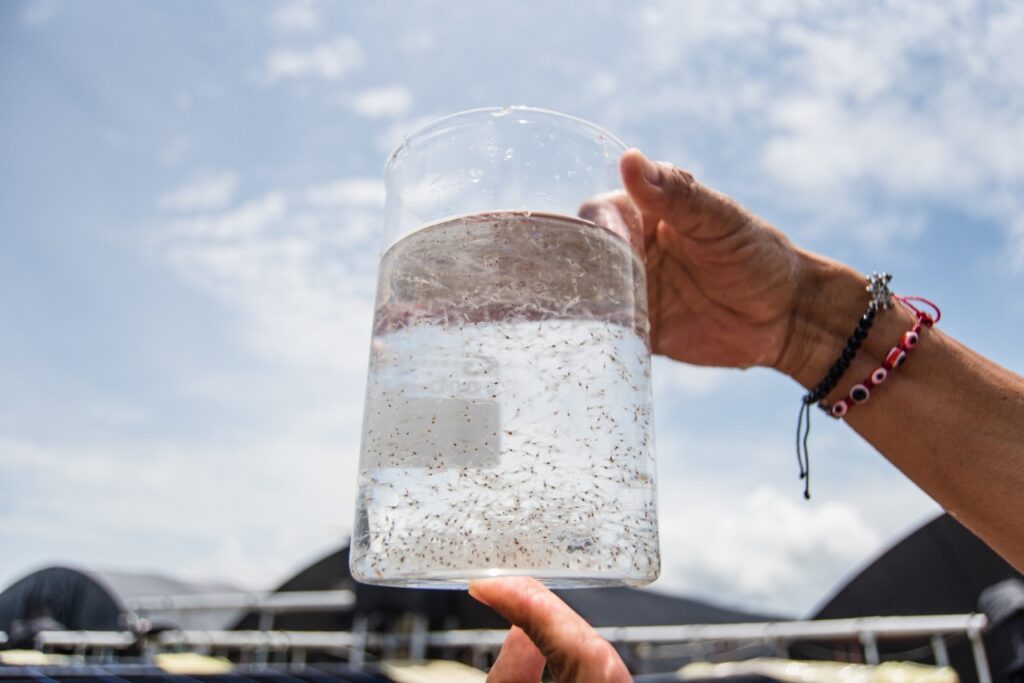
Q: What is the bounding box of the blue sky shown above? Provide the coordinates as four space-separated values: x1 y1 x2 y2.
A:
2 0 1022 617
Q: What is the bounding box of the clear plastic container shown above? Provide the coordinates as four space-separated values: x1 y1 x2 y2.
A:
350 107 659 588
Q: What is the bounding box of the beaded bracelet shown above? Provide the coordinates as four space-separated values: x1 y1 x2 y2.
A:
795 272 894 498
803 272 894 404
823 296 941 418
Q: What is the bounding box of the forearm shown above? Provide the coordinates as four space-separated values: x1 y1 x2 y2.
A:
780 252 1024 570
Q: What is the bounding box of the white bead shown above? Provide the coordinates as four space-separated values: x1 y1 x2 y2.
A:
850 384 871 403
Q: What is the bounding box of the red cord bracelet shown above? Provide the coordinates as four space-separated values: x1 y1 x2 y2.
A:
823 296 941 419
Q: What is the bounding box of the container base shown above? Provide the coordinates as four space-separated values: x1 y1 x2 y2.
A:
350 567 658 590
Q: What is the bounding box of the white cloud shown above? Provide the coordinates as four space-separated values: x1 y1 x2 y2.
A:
653 356 729 397
22 0 57 26
166 192 285 241
158 176 379 371
0 430 351 592
646 411 943 617
50 173 395 591
269 0 321 32
658 484 883 616
265 37 363 82
304 177 385 207
347 86 414 119
398 28 435 54
631 0 1024 255
158 171 239 212
588 72 618 98
160 134 191 166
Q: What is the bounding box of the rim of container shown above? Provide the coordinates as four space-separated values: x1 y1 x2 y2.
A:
384 106 629 174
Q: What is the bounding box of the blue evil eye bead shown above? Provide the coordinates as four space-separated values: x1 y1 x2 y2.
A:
830 400 849 418
871 367 888 384
849 384 870 403
902 330 920 349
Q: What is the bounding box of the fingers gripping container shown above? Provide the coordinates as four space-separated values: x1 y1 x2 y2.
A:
350 107 660 588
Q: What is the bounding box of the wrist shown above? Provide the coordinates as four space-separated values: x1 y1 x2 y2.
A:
774 251 872 390
776 252 920 399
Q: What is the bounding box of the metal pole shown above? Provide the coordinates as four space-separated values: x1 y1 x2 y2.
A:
256 611 274 665
631 643 645 675
75 633 87 659
968 627 993 683
859 631 880 665
350 616 367 669
769 637 789 659
471 646 487 672
930 633 950 668
410 614 428 662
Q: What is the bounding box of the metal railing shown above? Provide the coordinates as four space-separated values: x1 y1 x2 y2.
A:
123 589 356 631
123 590 355 614
35 630 136 651
27 612 993 682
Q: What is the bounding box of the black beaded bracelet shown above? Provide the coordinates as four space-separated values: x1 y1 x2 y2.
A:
795 272 893 499
804 305 877 405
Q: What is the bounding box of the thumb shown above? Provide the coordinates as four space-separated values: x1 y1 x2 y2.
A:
469 577 631 682
486 627 546 683
620 148 750 241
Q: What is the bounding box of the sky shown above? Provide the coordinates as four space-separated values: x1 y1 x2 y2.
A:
1 0 1022 618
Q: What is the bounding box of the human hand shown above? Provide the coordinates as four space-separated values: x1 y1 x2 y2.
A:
584 150 851 384
622 148 808 371
468 577 632 683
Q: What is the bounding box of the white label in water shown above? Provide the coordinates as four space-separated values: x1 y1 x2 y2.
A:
363 394 500 469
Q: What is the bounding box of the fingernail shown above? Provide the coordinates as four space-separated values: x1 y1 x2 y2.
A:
468 582 491 606
640 156 663 186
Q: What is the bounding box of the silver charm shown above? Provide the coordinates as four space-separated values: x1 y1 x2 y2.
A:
867 272 894 311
